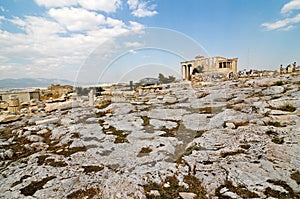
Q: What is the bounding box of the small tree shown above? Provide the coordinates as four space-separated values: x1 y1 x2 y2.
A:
197 66 204 73
158 73 176 84
95 86 105 96
158 73 165 83
95 87 104 93
75 87 82 95
167 75 175 82
75 87 92 96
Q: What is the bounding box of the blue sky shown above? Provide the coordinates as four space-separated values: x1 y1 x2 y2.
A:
0 0 300 83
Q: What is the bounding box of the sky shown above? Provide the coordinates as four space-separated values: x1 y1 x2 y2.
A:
0 0 300 84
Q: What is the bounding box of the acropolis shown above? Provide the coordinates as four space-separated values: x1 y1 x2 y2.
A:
181 55 238 80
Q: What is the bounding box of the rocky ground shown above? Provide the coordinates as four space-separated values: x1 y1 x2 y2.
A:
0 74 299 199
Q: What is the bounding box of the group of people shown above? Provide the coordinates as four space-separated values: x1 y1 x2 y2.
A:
280 62 297 74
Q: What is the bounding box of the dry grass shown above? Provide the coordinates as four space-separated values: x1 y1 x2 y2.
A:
137 147 153 157
20 176 56 196
291 171 300 185
216 180 259 198
66 188 100 199
82 165 104 173
278 104 296 112
264 179 299 198
220 149 244 158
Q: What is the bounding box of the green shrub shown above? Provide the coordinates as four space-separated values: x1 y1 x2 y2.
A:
272 137 284 144
268 121 282 127
184 145 202 156
158 73 176 84
273 81 284 86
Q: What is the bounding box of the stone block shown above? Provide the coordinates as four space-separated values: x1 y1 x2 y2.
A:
8 106 20 113
8 99 19 107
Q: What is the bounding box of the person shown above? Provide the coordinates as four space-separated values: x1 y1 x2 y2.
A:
280 64 283 74
227 71 234 79
293 62 296 72
286 65 289 73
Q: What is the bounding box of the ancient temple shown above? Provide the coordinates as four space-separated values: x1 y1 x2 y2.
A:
181 55 238 80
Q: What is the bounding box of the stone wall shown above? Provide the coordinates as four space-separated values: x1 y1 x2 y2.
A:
0 92 40 103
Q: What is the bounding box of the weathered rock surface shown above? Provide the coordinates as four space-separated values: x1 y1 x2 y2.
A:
35 117 59 125
0 74 299 198
45 100 80 112
0 114 20 123
179 192 197 199
262 85 285 95
182 113 210 131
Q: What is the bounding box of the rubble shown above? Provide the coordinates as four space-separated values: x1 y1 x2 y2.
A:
44 100 80 112
0 114 20 123
35 117 59 125
179 192 197 199
0 74 299 198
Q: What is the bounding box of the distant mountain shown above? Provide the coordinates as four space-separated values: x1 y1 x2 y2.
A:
0 78 74 89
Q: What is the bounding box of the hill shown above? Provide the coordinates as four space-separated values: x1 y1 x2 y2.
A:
0 78 74 89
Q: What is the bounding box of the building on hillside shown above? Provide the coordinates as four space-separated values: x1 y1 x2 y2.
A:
181 55 238 80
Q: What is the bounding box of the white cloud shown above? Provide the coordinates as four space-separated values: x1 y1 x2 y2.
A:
132 6 157 17
127 0 139 10
262 13 300 30
262 19 290 30
124 41 142 47
127 0 158 17
129 21 144 32
281 0 300 14
78 0 122 13
0 0 155 81
106 17 125 28
9 17 26 27
262 0 300 31
0 6 8 12
35 0 78 8
35 0 121 13
0 13 144 80
9 16 66 35
128 49 137 54
49 7 106 31
282 25 295 31
0 65 12 70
